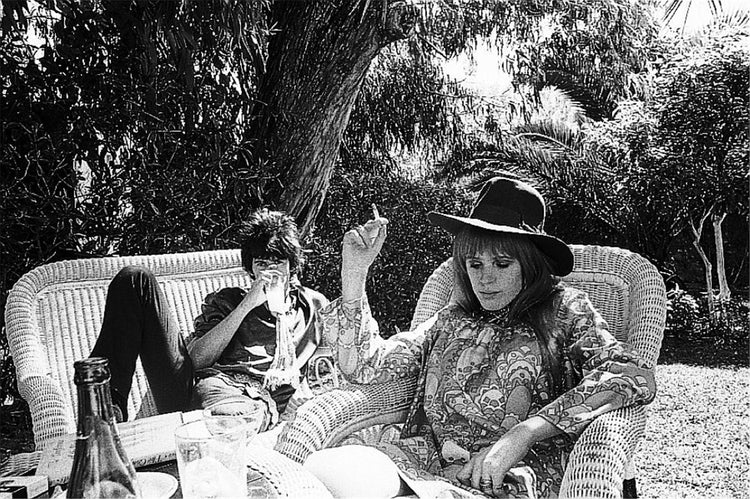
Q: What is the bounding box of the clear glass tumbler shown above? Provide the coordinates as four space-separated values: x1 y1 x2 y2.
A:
174 417 247 499
265 276 287 315
202 398 267 440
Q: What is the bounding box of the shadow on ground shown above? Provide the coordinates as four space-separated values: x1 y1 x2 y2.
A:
658 332 749 368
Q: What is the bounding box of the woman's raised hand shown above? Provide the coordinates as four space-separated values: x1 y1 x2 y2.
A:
342 204 388 273
341 204 389 302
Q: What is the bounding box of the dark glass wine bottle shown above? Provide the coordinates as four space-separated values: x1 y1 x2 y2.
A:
67 357 141 498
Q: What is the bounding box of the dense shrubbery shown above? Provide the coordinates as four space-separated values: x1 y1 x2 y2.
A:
709 298 750 351
664 287 748 365
667 288 748 341
666 286 701 335
0 2 266 404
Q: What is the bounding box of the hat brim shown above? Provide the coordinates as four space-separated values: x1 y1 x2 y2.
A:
428 212 574 276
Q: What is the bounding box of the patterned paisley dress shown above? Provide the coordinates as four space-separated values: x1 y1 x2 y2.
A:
319 286 656 498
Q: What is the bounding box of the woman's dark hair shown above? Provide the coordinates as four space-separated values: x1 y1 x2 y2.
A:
239 209 303 277
452 227 565 394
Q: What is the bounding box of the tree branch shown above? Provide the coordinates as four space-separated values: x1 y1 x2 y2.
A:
380 1 418 44
689 204 713 240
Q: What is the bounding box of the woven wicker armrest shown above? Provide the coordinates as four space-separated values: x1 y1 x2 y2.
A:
246 445 333 497
17 375 75 451
559 405 647 499
275 377 417 464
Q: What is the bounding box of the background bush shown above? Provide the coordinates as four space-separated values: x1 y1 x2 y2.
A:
666 286 701 335
666 289 748 344
661 291 748 367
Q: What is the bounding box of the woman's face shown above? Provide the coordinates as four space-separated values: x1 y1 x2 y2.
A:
465 249 523 311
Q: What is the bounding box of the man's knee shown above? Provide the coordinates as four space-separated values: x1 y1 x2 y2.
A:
193 378 275 432
193 377 244 408
110 265 157 291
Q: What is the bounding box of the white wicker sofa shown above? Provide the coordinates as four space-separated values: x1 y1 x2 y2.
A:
276 244 667 499
4 249 331 497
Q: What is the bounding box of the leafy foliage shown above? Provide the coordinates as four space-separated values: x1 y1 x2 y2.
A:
0 0 270 404
533 0 659 119
663 290 748 365
650 26 749 219
666 285 701 335
427 14 749 285
341 0 661 169
344 44 470 162
421 0 658 117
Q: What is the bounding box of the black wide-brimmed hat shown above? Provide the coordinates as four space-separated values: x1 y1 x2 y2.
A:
428 177 574 276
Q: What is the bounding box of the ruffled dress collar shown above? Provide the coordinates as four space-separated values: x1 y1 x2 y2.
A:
475 304 511 325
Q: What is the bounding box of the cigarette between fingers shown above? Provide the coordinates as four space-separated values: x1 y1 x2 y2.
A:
372 203 380 220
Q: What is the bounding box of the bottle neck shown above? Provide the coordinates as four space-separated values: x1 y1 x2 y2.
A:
76 379 116 434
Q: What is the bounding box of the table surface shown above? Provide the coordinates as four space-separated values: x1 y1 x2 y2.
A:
138 459 277 499
0 454 278 499
0 416 314 498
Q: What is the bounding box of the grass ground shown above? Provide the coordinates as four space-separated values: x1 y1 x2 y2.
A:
640 365 749 498
636 329 749 499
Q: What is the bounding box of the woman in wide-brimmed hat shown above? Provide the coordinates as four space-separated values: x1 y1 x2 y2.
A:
305 177 656 498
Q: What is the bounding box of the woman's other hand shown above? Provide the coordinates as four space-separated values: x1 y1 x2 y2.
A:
341 205 388 302
456 417 558 496
456 430 532 497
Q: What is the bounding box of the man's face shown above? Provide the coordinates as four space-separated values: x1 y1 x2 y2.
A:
252 257 291 290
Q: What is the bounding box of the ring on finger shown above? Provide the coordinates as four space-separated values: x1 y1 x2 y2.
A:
479 477 492 489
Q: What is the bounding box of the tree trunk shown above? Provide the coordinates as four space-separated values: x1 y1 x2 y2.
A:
712 212 731 302
690 210 715 319
249 1 416 236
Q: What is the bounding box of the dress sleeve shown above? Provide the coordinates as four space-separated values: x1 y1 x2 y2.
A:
534 289 657 438
318 295 437 384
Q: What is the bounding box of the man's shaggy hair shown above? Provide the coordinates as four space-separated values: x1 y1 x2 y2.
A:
238 209 303 277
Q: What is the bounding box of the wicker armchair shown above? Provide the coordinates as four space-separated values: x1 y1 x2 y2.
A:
276 244 666 499
4 250 332 497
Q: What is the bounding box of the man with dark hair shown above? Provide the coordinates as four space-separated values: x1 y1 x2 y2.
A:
90 209 328 430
